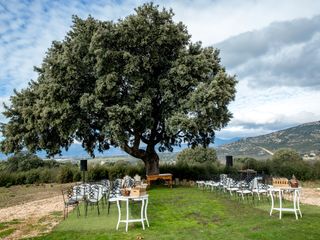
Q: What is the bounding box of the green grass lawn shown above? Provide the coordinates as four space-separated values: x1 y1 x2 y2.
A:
33 187 320 240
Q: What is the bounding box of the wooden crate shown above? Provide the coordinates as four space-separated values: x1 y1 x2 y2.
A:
130 186 147 197
272 178 289 187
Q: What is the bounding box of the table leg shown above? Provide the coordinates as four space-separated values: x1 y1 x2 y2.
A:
116 200 121 230
269 191 274 216
144 197 149 227
297 190 302 217
141 199 145 230
279 190 282 219
293 190 298 220
126 199 129 232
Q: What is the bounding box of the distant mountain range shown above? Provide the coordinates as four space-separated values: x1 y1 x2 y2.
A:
216 121 320 159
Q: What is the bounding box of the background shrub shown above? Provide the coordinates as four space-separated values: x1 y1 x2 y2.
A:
176 147 218 165
5 152 44 172
58 165 74 183
25 169 40 184
87 164 109 182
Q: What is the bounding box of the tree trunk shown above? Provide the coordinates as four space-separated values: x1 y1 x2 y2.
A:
144 152 160 175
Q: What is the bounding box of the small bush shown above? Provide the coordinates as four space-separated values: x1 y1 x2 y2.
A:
58 166 74 183
25 169 40 184
87 164 108 182
0 172 15 187
39 168 56 183
73 170 82 182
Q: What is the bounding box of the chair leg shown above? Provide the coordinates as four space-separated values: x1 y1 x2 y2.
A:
63 206 66 219
66 206 69 218
77 204 80 217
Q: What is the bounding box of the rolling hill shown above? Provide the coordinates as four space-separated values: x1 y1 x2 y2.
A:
217 121 320 159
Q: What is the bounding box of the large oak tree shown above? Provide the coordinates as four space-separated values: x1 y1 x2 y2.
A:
1 3 237 175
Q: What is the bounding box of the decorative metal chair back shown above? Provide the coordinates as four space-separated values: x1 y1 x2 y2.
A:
62 188 73 203
252 177 258 190
73 185 85 201
101 179 111 189
123 176 135 188
87 185 101 203
109 179 122 198
98 181 110 197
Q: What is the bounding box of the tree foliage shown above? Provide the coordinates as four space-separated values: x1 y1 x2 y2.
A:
0 3 236 175
5 151 44 172
270 148 311 179
176 146 218 165
271 148 302 164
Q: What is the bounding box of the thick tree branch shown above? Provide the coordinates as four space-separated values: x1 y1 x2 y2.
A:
122 141 146 160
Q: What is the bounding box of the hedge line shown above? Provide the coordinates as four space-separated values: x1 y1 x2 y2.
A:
1 159 320 187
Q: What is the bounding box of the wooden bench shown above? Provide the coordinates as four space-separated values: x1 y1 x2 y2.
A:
147 173 173 188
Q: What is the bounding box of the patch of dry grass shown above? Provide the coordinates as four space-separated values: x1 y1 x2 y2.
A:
0 183 73 208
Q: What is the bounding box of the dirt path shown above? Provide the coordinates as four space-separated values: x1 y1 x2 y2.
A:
0 195 64 240
299 188 320 206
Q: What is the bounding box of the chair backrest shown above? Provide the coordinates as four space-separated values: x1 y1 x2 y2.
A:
73 185 85 200
252 177 258 190
123 176 135 188
109 179 122 198
87 185 103 202
101 179 111 188
62 188 73 203
134 174 141 182
99 180 110 196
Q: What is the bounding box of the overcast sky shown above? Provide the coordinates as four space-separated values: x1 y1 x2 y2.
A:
1 0 320 139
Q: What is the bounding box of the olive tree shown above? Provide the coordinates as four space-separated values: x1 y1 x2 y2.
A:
1 3 236 175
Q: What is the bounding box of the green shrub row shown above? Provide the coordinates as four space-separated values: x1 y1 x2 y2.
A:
1 159 320 187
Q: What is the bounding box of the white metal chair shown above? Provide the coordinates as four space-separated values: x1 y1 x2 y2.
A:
251 177 269 200
62 187 80 219
108 179 122 214
236 181 253 200
85 184 103 216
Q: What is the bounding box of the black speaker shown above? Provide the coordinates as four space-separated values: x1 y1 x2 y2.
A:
80 160 87 171
226 155 233 167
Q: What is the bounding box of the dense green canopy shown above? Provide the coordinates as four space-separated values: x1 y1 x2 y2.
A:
1 3 237 174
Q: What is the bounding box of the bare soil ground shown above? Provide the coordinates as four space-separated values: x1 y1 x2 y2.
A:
0 183 72 240
0 184 319 239
299 188 320 206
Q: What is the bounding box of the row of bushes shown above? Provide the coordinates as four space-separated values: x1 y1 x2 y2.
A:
0 165 79 187
1 159 320 187
0 161 222 187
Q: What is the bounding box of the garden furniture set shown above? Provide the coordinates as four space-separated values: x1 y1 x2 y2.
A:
196 174 302 220
61 175 149 231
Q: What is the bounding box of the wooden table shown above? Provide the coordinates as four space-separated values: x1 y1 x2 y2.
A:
147 173 173 188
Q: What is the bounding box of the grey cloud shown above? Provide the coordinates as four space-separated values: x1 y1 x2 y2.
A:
215 15 320 88
231 120 298 132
